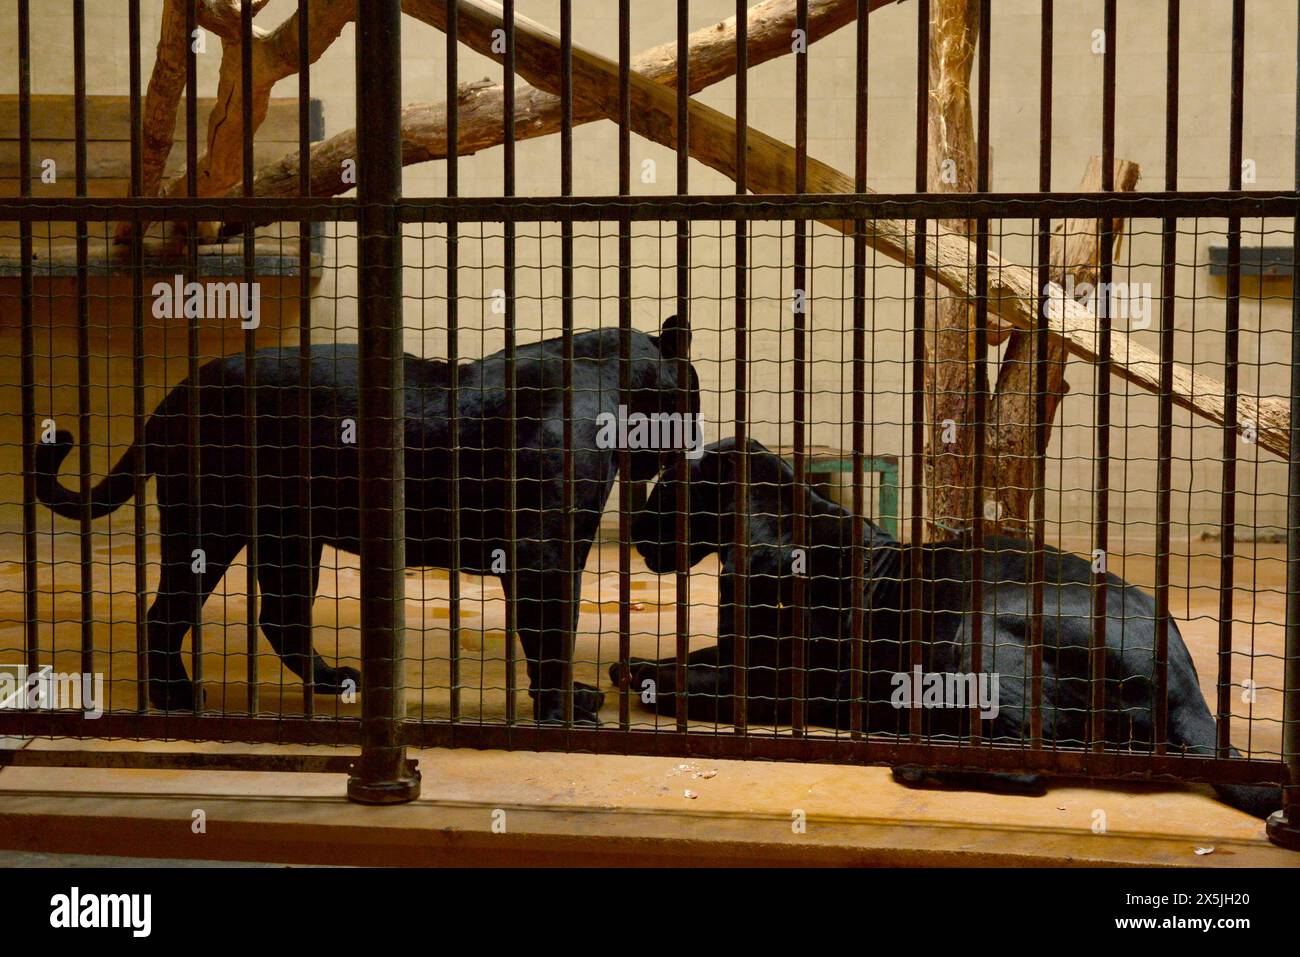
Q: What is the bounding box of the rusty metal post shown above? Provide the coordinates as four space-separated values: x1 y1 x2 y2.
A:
1266 7 1300 848
346 0 420 804
1269 237 1300 846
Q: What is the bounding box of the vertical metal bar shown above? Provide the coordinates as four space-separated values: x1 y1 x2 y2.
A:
559 0 576 727
1217 0 1246 758
790 0 809 735
129 0 148 711
242 0 260 715
297 0 315 717
18 0 37 675
617 0 633 732
849 0 868 738
446 0 461 725
1271 0 1300 845
1154 0 1180 752
732 0 750 734
1029 0 1052 749
346 0 420 804
674 0 690 734
1089 0 1117 750
968 0 991 745
73 0 93 681
908 0 929 742
185 0 203 708
503 0 518 728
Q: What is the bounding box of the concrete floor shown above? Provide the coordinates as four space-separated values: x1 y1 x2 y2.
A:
0 530 1294 865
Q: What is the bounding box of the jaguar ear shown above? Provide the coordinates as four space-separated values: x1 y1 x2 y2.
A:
658 314 692 361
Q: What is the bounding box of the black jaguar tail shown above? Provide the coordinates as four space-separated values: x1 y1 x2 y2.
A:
1212 780 1284 820
1168 700 1282 820
35 429 142 521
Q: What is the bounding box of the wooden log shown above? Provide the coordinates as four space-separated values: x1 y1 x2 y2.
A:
117 0 352 243
418 0 1288 462
133 0 190 207
114 0 267 242
197 0 271 42
987 156 1141 534
162 0 353 199
246 0 893 200
923 0 979 535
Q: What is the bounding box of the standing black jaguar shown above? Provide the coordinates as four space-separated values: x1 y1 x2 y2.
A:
622 437 1280 818
37 316 698 723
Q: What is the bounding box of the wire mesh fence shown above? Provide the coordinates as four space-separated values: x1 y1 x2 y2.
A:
0 0 1296 843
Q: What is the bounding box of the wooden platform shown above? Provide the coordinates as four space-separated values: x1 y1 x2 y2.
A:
767 443 900 536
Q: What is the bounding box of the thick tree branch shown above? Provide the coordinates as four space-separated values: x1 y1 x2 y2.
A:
246 0 897 199
195 0 271 42
134 0 191 207
117 0 353 242
987 156 1141 534
923 0 979 535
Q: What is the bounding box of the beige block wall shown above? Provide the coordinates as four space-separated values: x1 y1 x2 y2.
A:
3 0 1296 544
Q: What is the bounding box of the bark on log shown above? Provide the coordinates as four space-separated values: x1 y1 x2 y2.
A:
246 0 896 201
197 0 271 42
924 0 979 535
426 0 1290 462
133 0 191 208
986 156 1141 535
117 0 352 242
160 0 353 201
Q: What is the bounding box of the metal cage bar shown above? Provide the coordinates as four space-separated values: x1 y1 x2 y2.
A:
1216 0 1247 759
1028 0 1052 750
445 0 463 726
1153 0 1181 753
848 0 869 741
731 0 751 735
345 0 419 804
617 0 633 733
673 0 691 736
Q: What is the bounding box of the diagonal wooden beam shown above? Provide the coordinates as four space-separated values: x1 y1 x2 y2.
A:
408 0 1289 461
245 0 897 200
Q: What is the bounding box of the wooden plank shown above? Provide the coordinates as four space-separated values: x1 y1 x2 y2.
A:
768 444 898 466
0 138 308 180
0 95 313 143
0 177 132 198
1208 245 1295 278
0 236 320 278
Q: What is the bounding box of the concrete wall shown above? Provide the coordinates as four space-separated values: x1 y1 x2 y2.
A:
3 0 1296 544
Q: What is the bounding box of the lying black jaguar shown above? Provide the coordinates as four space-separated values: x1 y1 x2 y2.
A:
622 437 1280 818
38 316 698 723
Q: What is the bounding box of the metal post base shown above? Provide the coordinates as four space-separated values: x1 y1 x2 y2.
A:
1266 809 1300 851
347 759 421 805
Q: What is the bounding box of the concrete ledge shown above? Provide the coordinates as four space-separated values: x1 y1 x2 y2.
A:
0 742 1296 867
